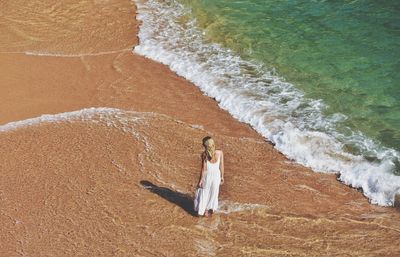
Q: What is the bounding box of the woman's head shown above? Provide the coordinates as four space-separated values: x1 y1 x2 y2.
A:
202 136 215 161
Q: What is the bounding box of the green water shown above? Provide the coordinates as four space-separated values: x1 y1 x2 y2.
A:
179 0 400 151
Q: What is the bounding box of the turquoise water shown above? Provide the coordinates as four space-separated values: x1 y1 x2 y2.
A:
134 0 400 205
178 0 400 154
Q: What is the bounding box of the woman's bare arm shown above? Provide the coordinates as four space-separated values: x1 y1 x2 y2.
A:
220 150 224 185
198 153 206 187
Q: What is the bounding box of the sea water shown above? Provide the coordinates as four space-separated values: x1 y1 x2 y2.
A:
133 0 400 206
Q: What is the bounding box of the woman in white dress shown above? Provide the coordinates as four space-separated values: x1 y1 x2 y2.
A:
194 136 224 217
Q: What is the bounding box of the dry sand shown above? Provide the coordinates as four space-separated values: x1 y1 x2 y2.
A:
0 0 399 256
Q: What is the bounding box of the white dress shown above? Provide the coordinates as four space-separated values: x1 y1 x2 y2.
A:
194 151 221 216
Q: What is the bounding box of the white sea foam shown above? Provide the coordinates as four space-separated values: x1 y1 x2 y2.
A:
217 200 264 214
133 0 400 206
0 108 146 133
0 48 131 57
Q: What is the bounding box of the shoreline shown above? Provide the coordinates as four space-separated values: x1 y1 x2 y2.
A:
1 0 399 256
133 0 400 207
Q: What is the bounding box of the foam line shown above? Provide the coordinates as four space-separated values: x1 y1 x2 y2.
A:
0 108 144 132
0 48 132 57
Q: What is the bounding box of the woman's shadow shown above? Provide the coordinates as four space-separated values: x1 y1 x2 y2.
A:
140 180 197 216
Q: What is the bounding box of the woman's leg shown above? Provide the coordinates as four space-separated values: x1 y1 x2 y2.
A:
207 173 221 213
198 175 211 216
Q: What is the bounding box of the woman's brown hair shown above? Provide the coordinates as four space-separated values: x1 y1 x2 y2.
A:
202 136 215 161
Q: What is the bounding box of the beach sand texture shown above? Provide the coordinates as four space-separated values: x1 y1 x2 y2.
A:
0 1 399 256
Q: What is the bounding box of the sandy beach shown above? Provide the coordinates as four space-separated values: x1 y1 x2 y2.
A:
1 1 399 256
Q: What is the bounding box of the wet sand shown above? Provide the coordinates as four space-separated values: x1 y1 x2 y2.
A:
0 1 399 256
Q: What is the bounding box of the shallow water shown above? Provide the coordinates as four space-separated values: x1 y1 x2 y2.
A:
1 108 399 256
